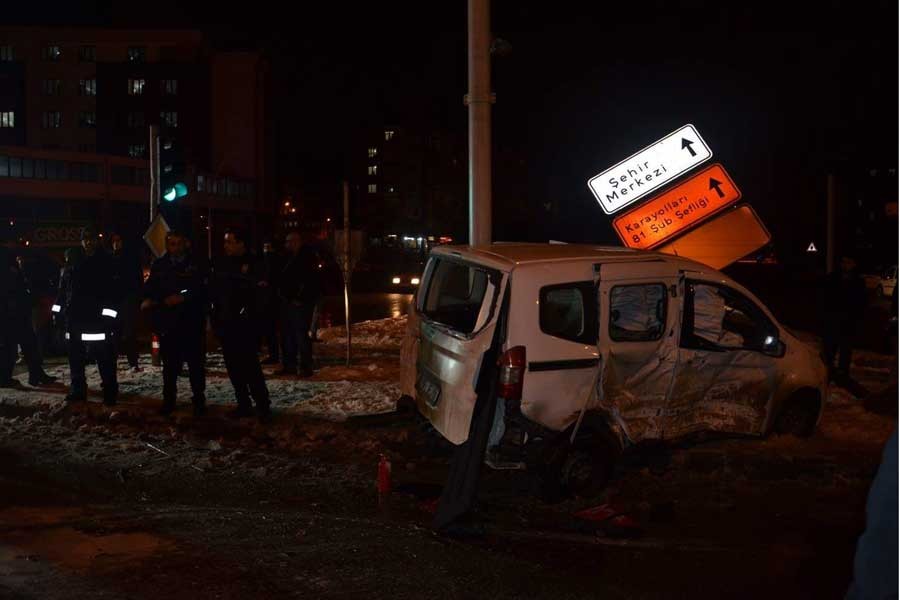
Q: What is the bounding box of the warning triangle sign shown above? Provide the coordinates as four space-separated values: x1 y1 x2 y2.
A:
807 242 818 253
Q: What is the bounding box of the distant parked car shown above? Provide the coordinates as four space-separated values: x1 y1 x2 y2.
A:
877 265 897 298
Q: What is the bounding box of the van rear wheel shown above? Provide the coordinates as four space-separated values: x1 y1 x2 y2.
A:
534 427 618 502
561 445 615 497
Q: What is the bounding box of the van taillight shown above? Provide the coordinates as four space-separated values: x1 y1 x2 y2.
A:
498 346 526 400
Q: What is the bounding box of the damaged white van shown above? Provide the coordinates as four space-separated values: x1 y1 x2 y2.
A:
399 244 827 493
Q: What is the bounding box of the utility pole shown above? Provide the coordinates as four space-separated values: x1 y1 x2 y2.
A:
149 125 159 222
467 0 492 246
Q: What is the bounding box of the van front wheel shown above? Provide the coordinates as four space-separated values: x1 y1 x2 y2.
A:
775 392 820 437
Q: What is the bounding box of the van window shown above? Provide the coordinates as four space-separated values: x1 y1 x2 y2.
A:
540 282 597 344
421 258 497 335
609 284 667 342
682 282 777 352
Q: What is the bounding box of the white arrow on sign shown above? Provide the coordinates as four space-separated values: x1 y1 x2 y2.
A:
587 124 713 215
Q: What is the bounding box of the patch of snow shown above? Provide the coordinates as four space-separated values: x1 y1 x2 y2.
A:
3 353 399 422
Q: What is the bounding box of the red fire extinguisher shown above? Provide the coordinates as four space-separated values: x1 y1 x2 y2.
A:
377 454 392 509
151 334 161 366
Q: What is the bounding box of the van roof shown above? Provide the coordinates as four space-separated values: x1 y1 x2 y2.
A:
432 243 714 272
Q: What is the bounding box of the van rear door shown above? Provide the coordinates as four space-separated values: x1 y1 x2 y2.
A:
597 261 682 442
415 255 507 445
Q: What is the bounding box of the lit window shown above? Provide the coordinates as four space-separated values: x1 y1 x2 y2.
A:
161 79 178 95
41 111 61 129
368 165 378 176
42 45 61 62
79 79 97 96
160 111 178 128
128 79 146 95
368 184 377 194
127 112 145 128
79 45 96 62
0 112 14 128
78 111 96 128
42 79 62 96
196 175 205 191
384 130 395 141
0 46 14 61
127 144 146 158
367 147 378 158
127 46 146 63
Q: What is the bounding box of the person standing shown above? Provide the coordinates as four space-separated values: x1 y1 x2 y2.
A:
61 227 121 405
141 231 207 417
260 238 283 365
209 229 271 422
824 254 867 383
110 233 144 372
0 242 55 388
278 231 321 378
7 252 56 387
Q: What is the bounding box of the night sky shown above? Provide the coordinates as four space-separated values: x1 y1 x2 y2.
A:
9 1 899 250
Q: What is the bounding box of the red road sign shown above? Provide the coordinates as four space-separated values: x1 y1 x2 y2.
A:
612 163 741 250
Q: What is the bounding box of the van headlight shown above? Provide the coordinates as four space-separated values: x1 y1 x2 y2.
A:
411 277 420 285
392 277 401 284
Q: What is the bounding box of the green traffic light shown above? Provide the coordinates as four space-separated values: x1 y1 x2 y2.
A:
163 182 188 202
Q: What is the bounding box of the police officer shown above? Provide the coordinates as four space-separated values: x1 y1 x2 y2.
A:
61 227 121 405
277 231 321 377
110 233 144 372
0 240 57 388
141 231 207 417
209 228 271 423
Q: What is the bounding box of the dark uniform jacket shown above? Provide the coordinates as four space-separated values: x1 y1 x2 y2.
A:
279 245 321 307
57 249 121 333
1 248 30 322
143 253 208 335
209 254 265 335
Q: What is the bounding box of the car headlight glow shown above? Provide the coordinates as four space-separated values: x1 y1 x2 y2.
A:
392 277 401 284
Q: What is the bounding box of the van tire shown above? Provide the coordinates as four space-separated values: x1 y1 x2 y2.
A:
774 391 820 438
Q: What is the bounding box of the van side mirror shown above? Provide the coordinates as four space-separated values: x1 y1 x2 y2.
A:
762 335 786 358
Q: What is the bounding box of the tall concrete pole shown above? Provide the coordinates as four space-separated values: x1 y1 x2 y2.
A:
467 0 492 246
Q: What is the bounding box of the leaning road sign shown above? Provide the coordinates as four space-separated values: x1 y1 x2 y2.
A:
656 204 771 270
143 213 170 258
612 163 741 250
588 124 712 215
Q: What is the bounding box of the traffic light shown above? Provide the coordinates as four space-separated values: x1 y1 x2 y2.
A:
159 137 188 202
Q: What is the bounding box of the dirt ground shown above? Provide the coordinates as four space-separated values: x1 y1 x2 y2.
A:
0 320 896 599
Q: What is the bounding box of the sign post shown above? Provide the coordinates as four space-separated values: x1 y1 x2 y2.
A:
612 163 741 249
588 124 712 214
143 213 170 259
